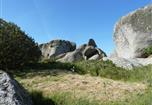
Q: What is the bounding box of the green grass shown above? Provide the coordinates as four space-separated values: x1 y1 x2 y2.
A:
11 60 152 105
30 90 102 105
29 88 152 105
73 60 128 80
13 60 152 84
74 61 152 85
30 90 55 105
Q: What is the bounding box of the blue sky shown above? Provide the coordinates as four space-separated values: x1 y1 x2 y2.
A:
0 0 152 55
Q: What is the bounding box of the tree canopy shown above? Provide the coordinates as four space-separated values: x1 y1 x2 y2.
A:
0 18 41 70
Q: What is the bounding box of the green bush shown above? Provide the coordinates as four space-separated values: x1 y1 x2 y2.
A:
143 45 152 57
73 60 129 80
0 18 41 70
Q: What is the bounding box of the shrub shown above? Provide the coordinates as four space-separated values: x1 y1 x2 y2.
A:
143 45 152 57
0 18 41 70
73 60 129 80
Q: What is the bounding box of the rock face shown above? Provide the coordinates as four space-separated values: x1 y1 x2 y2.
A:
39 40 76 59
58 39 107 62
83 46 99 60
41 39 107 62
88 54 100 60
114 4 152 58
87 39 97 47
0 70 32 105
57 50 83 62
104 57 152 69
107 4 152 69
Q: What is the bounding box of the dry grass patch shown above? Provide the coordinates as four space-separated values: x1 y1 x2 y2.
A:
16 69 147 102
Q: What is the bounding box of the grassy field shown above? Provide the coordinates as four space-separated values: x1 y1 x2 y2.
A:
12 60 152 105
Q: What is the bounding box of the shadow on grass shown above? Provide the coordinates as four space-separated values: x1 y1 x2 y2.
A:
25 61 74 70
9 61 75 78
30 90 56 105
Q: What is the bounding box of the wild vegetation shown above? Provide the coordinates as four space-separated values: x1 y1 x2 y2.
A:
143 45 152 57
12 60 152 105
0 18 41 70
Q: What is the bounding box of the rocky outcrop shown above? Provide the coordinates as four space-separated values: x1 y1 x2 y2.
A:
107 4 152 69
0 70 32 105
113 4 152 58
87 39 97 47
57 50 83 62
39 39 106 62
88 54 100 60
96 48 107 58
104 57 152 69
59 39 106 62
39 40 76 59
82 46 106 60
83 46 99 60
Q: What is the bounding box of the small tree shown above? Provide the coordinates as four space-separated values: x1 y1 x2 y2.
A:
0 18 41 70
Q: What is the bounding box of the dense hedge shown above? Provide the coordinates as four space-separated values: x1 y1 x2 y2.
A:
0 18 41 70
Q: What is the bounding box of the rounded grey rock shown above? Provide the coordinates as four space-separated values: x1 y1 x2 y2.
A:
114 4 152 58
0 70 32 105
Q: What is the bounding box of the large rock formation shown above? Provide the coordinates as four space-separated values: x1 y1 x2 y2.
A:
114 4 152 58
39 40 76 59
83 46 99 60
106 4 152 69
87 38 97 47
88 54 100 60
40 39 106 62
104 57 152 69
0 70 32 105
58 39 107 62
82 46 106 60
57 50 83 62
